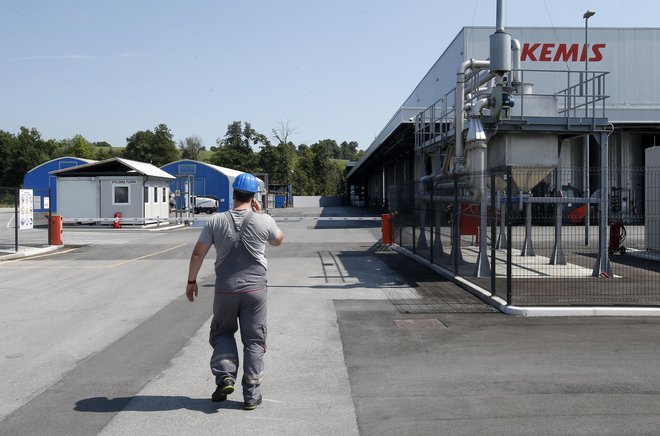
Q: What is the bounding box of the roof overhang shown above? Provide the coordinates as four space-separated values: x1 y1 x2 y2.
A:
347 122 415 182
51 157 175 179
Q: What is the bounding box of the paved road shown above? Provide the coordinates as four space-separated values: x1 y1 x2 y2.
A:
1 207 660 435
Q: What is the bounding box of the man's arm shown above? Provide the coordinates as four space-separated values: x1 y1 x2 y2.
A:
186 241 212 302
268 229 284 246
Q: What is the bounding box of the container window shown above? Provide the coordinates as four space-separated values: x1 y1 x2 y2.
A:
114 186 130 205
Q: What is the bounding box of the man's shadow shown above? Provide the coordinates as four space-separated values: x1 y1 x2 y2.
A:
74 396 245 415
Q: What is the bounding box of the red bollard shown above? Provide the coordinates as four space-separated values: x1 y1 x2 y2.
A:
50 215 63 245
382 213 394 244
113 212 122 229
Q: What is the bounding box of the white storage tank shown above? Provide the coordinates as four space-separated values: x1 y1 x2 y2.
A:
645 147 660 251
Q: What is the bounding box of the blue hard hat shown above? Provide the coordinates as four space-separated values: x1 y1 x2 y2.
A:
232 173 259 193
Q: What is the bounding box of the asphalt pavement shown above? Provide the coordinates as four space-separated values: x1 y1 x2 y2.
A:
1 207 660 435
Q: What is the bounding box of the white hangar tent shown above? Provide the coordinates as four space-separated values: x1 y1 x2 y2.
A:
51 157 175 225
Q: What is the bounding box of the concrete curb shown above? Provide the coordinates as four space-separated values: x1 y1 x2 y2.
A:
392 245 660 317
59 223 187 232
0 245 62 261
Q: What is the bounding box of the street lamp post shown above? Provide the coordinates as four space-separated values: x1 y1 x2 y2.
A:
583 10 595 73
583 10 595 246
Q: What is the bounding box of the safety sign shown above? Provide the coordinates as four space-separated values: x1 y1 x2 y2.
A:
19 189 34 230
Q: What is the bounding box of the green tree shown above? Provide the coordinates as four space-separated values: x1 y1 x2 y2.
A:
271 120 298 187
292 144 315 195
124 123 180 166
257 144 284 183
9 127 52 187
95 146 116 160
311 140 342 195
314 139 341 159
178 136 205 160
339 141 360 160
211 121 269 172
59 134 96 159
0 130 16 186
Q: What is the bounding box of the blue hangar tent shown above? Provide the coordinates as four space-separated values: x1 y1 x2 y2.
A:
160 160 264 213
23 157 97 213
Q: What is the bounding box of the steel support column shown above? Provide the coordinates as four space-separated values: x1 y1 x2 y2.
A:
592 131 612 276
520 197 535 256
474 172 491 277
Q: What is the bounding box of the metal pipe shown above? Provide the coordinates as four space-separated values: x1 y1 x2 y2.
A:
496 0 505 33
511 38 521 87
435 181 471 190
455 59 490 168
470 98 491 115
421 194 478 203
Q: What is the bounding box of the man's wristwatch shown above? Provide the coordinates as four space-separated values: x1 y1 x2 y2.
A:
187 280 196 285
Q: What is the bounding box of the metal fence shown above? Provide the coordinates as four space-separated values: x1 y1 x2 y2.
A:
0 187 51 252
0 187 19 251
389 166 660 307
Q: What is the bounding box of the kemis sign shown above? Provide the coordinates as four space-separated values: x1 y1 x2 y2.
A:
521 43 605 62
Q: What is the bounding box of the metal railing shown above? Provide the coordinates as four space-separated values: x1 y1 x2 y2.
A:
415 68 609 153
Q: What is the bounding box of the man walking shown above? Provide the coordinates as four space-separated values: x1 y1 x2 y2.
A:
185 173 284 410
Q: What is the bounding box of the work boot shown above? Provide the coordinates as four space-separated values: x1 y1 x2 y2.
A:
211 377 235 402
243 396 262 411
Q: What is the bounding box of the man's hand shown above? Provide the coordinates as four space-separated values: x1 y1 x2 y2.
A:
186 242 211 302
186 282 198 302
251 198 262 213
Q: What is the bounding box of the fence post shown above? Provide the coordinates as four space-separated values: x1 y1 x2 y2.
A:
412 181 416 254
506 166 512 305
452 174 460 275
490 171 497 295
48 187 52 246
430 186 434 264
14 188 19 252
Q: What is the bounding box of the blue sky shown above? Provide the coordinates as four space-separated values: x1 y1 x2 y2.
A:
1 0 657 150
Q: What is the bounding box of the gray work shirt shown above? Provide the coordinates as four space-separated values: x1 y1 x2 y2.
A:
198 209 281 270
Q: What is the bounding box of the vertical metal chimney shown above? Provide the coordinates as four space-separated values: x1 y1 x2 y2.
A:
490 0 512 74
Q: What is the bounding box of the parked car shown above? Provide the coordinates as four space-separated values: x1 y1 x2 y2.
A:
192 195 218 214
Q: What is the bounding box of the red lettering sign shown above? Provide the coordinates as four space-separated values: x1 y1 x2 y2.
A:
590 44 605 62
554 44 579 62
521 43 605 62
521 43 540 61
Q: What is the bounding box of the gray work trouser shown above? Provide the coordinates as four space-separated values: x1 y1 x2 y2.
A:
209 288 267 402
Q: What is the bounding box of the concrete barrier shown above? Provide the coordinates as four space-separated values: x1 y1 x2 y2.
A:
292 196 344 207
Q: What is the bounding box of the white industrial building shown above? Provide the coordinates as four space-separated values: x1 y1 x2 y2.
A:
348 26 660 220
51 157 174 224
346 6 660 307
